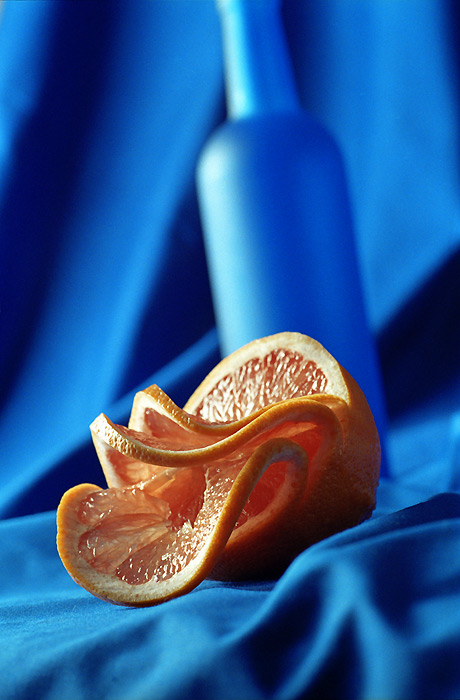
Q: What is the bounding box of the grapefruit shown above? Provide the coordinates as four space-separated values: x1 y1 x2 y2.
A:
57 332 380 606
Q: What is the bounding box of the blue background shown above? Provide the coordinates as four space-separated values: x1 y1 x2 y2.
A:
1 1 460 698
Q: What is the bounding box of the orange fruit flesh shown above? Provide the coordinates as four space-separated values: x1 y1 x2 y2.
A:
57 332 380 606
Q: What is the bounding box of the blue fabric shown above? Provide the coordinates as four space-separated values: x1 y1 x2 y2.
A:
1 1 460 699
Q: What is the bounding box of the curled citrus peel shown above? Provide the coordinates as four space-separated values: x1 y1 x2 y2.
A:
57 332 380 606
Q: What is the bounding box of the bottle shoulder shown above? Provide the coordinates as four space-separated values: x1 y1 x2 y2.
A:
198 111 343 171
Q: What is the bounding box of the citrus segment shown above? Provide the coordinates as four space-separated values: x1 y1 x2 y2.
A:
90 397 341 469
57 438 309 606
92 384 280 489
57 332 381 606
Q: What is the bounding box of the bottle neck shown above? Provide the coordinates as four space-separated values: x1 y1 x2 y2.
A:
217 0 300 119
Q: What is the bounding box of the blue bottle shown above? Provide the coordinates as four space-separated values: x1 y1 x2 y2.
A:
196 0 387 471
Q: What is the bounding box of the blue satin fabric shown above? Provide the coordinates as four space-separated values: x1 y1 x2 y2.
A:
1 2 460 699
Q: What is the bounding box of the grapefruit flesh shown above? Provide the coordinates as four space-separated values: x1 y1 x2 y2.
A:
57 332 380 606
190 349 328 422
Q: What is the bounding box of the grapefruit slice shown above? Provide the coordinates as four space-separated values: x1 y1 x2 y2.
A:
57 332 380 606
